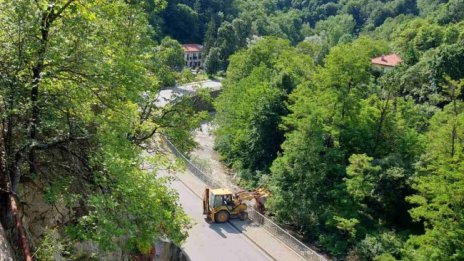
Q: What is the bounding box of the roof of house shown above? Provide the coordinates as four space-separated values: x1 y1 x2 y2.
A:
182 44 203 52
371 54 402 67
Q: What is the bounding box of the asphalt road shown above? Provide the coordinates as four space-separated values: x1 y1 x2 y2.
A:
167 174 272 261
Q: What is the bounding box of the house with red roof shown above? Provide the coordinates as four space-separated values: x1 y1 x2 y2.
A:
182 44 203 69
371 54 402 71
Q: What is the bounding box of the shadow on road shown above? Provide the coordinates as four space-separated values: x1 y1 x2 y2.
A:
206 217 264 239
229 219 262 232
208 221 242 238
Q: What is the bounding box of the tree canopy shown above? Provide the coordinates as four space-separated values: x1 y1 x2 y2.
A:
0 0 204 258
211 2 464 259
2 0 464 259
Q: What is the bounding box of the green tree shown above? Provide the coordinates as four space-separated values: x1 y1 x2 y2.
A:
267 10 305 44
393 18 446 63
437 0 464 24
405 79 464 260
216 22 238 65
232 18 251 49
161 3 199 43
215 37 313 182
416 0 444 16
0 0 192 257
203 18 218 54
204 47 223 74
315 14 356 46
153 37 184 87
297 34 329 65
268 38 391 256
396 39 464 103
156 37 185 70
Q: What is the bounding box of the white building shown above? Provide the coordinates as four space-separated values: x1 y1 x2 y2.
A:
182 44 203 69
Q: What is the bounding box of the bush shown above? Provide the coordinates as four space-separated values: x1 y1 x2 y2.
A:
34 228 67 261
177 68 195 85
357 231 404 260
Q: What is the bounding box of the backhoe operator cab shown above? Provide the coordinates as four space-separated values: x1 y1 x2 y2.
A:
202 188 247 223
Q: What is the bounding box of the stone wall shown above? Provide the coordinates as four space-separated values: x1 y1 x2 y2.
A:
0 224 14 261
155 240 190 261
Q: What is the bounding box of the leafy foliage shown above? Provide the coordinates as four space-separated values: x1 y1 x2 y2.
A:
34 228 68 261
199 0 464 258
6 0 460 259
0 0 199 257
153 37 185 87
214 37 313 182
404 79 464 260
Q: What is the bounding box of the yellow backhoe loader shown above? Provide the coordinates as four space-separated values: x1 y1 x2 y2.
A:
202 187 268 223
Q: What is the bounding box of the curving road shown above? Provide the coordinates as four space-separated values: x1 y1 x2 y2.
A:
162 170 272 261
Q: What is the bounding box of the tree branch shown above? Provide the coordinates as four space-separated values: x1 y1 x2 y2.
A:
130 107 180 142
49 0 76 23
31 136 89 151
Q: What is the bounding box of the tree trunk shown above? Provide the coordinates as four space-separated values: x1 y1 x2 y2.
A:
149 246 157 261
9 194 32 261
373 92 392 155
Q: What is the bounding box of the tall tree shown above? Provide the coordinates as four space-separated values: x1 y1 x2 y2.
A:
268 38 389 256
405 78 464 260
153 37 184 87
215 37 313 182
0 0 193 257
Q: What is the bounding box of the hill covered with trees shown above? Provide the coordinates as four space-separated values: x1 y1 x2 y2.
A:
150 0 463 74
151 0 464 260
1 0 463 260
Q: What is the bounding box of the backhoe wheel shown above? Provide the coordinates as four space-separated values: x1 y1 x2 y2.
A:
214 210 230 223
239 212 248 221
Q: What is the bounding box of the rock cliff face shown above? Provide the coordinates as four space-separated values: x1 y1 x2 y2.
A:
0 224 14 261
6 181 190 260
72 240 190 261
156 240 190 261
73 241 128 260
19 182 70 242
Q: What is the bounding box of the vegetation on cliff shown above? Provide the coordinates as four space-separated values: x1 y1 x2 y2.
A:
0 0 204 258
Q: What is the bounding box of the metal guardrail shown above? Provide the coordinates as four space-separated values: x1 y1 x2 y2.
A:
162 135 327 261
163 136 223 188
247 209 326 261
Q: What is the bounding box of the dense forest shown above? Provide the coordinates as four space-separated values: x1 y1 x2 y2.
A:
149 0 464 260
1 0 463 260
150 0 463 73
